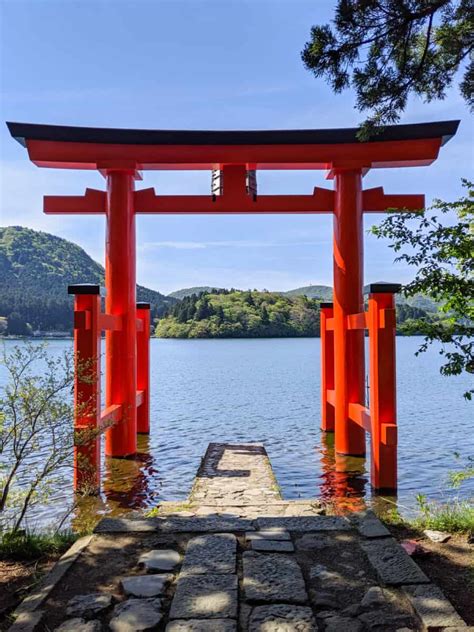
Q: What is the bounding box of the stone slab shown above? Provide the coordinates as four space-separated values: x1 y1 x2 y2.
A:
7 611 44 632
403 584 466 629
120 574 172 597
242 551 307 604
256 516 349 532
138 549 180 572
109 598 163 632
181 534 236 575
166 620 237 631
66 594 113 619
94 519 159 533
246 529 291 541
248 604 317 631
360 537 430 585
323 616 363 632
169 575 238 619
95 516 255 533
160 516 255 533
356 512 391 538
296 534 331 550
250 539 295 552
54 619 102 631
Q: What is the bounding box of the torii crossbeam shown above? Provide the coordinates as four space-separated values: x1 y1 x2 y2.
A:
7 120 459 492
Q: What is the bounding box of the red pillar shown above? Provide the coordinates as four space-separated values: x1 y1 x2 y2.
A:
68 284 102 493
105 170 137 457
136 302 151 434
320 302 335 432
333 169 366 455
368 285 399 490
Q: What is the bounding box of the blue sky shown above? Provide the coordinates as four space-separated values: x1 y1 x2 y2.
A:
0 0 472 294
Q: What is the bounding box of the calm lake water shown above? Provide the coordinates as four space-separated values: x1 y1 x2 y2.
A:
1 337 472 530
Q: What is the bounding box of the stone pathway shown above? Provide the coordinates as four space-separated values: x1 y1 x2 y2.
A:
8 443 471 632
190 442 282 507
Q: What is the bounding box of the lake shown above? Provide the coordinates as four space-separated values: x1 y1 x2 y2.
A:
0 336 472 530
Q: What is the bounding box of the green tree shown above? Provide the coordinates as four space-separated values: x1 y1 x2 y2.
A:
371 180 473 399
7 312 29 336
302 0 473 134
0 344 101 533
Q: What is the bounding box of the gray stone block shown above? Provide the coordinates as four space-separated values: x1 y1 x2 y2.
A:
181 534 236 575
324 616 362 632
360 586 387 608
138 549 180 572
249 604 317 631
296 534 331 550
358 611 413 629
256 516 349 532
169 575 238 619
94 518 159 533
403 584 466 629
251 539 294 552
360 537 430 585
120 574 172 597
160 516 255 533
242 551 307 603
66 594 112 619
357 512 391 538
246 529 291 541
166 620 237 631
109 598 163 632
54 620 102 632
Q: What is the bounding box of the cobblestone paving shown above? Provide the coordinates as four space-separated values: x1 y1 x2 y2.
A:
19 443 469 632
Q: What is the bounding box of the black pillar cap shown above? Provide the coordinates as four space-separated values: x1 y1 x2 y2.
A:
320 302 334 308
68 284 105 296
136 302 151 309
367 283 402 294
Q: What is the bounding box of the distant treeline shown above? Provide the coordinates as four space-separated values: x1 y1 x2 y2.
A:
155 289 431 339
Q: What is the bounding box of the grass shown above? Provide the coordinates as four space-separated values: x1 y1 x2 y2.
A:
411 495 474 534
0 530 78 561
381 495 474 535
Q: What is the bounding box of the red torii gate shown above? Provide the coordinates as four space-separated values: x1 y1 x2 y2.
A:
7 120 459 493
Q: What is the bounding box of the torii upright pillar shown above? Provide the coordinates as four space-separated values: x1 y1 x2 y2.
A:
105 169 137 457
333 168 366 456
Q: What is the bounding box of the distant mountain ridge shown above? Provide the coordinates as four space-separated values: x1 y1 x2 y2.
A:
168 286 224 300
168 284 439 312
0 226 176 333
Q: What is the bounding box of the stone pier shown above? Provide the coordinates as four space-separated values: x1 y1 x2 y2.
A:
8 443 470 632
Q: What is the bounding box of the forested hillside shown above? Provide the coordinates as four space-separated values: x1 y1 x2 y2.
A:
157 289 322 338
156 289 432 339
0 226 176 334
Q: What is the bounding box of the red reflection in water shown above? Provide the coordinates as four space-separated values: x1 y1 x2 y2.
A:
318 432 368 514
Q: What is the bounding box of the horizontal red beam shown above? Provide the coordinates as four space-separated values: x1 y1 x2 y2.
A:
347 312 367 330
348 403 371 432
100 404 122 428
382 423 398 446
327 389 336 407
136 390 145 407
134 187 335 214
28 137 442 170
44 187 424 215
44 188 106 214
74 310 91 330
99 313 122 331
362 187 424 212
